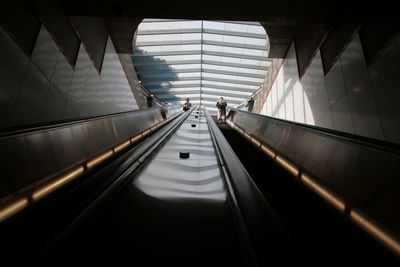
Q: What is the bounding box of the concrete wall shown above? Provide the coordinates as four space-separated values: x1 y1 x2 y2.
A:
260 33 400 144
0 25 139 129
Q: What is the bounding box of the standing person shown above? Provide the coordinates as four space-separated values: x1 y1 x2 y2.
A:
216 97 227 123
146 94 154 108
183 98 192 111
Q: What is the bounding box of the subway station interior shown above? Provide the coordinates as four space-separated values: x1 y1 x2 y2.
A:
1 1 400 266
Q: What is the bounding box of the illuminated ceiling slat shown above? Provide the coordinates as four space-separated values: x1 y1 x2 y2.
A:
133 59 201 66
136 39 267 51
201 60 269 70
142 77 260 86
133 50 202 57
145 83 202 89
137 68 202 74
202 51 270 61
141 76 202 82
201 83 257 92
133 59 269 70
154 89 250 98
209 20 262 26
203 69 266 79
141 19 260 26
138 68 266 79
201 96 243 104
134 50 270 61
162 96 243 104
202 77 261 86
134 20 269 108
146 83 258 93
137 28 266 39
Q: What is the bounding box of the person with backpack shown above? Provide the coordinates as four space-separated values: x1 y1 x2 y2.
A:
216 97 227 123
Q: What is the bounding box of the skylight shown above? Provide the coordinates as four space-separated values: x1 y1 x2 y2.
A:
133 19 270 112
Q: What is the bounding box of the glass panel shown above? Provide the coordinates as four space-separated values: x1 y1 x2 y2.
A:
136 44 202 52
202 87 252 96
203 21 225 30
158 93 200 99
140 72 202 79
150 87 201 92
202 72 263 83
202 93 244 102
134 19 268 106
202 64 267 75
202 80 258 89
224 23 248 33
143 80 201 86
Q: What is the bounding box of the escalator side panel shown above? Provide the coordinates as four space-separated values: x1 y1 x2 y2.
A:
218 121 399 265
50 107 245 267
228 110 400 239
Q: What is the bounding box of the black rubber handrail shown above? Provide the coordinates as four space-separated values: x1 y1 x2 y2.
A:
0 105 181 138
205 108 299 266
230 109 400 154
34 106 195 265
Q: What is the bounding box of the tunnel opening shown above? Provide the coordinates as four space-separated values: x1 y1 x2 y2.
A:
132 19 270 114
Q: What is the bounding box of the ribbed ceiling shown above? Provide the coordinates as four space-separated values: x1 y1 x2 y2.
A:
133 19 270 111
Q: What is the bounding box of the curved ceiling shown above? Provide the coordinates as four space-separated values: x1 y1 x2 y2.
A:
133 19 270 112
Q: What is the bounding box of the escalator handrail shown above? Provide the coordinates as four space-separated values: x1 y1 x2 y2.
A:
229 109 400 153
0 105 182 138
204 108 299 266
35 105 196 265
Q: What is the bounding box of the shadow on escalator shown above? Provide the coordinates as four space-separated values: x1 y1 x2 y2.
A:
215 119 399 266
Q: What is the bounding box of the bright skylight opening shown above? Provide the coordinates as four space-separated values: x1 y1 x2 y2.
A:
133 19 270 110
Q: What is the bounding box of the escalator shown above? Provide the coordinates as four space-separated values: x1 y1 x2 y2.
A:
0 106 297 267
48 107 246 266
2 106 398 266
217 120 399 266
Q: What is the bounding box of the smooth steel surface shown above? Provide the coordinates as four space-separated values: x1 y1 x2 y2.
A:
228 110 400 238
0 106 182 199
134 108 223 200
51 106 244 266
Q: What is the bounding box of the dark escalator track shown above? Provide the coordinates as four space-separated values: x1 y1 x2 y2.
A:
217 122 399 266
46 108 245 267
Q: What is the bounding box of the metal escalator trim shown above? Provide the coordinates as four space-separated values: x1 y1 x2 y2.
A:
36 106 196 265
32 166 86 202
227 114 400 258
0 105 182 138
350 209 400 257
205 111 259 267
275 156 299 177
86 150 114 169
0 111 184 224
228 119 344 210
231 109 400 153
260 144 276 159
0 196 29 223
228 118 299 177
300 173 345 211
204 108 299 266
114 140 131 153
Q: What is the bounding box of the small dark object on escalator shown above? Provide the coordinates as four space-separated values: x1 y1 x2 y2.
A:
179 152 190 159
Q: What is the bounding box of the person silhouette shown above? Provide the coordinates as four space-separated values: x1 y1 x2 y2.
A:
216 97 227 123
183 98 192 111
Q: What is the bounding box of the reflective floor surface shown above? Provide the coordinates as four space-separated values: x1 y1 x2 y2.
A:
51 108 245 266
